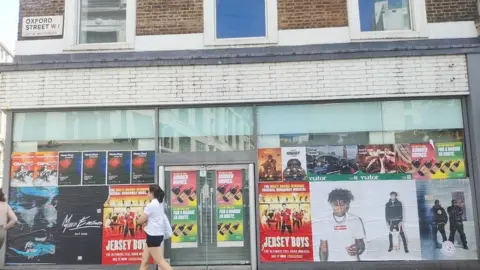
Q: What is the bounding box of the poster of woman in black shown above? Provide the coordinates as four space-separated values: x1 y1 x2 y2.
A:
107 151 132 185
82 151 107 185
58 152 82 186
55 186 109 264
6 187 58 264
131 151 155 184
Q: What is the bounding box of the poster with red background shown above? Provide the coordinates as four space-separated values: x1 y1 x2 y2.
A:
410 143 437 180
34 151 59 186
10 152 35 187
102 185 153 265
258 182 313 262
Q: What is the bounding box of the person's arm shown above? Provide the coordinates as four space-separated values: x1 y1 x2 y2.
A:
385 203 389 224
399 201 404 221
319 240 328 261
137 204 151 225
5 205 18 230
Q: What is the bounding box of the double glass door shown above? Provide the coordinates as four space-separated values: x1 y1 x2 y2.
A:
161 164 254 269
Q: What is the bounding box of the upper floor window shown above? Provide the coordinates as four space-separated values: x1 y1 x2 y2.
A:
65 0 136 51
204 0 278 46
348 0 428 40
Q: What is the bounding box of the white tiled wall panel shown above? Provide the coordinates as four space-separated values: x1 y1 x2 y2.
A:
0 55 469 109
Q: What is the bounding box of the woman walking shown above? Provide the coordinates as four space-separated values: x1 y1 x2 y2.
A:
0 188 18 249
137 184 173 270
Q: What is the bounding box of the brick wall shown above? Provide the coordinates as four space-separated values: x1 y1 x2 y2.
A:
426 0 478 23
18 0 65 40
136 0 203 35
278 0 347 29
0 55 468 109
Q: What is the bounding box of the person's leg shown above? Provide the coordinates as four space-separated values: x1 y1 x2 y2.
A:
448 226 456 242
139 244 151 270
457 224 468 248
149 246 173 270
399 224 408 253
287 225 293 235
388 223 394 251
432 225 439 247
281 224 286 235
439 224 447 242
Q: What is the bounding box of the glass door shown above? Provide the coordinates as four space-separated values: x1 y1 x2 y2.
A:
161 164 253 269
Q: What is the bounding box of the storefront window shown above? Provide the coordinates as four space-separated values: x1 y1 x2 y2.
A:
159 106 254 152
256 98 477 263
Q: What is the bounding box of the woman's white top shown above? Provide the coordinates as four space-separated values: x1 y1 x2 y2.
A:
143 199 165 236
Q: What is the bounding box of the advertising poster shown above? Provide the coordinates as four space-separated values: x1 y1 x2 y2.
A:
416 179 477 260
395 144 412 175
58 152 82 186
102 185 150 265
311 180 421 261
216 170 244 247
107 151 132 185
56 186 108 264
281 147 308 181
432 142 465 179
259 182 313 262
131 151 155 184
82 151 107 185
306 145 359 181
34 152 59 186
170 171 198 248
357 145 410 180
6 187 59 264
410 143 437 180
10 152 35 187
258 148 282 182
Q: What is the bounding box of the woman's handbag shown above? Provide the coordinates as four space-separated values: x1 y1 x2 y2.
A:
163 212 173 240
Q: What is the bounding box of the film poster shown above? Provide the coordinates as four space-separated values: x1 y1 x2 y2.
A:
258 148 282 182
306 145 359 181
10 152 35 187
259 182 313 262
34 152 59 186
410 143 437 180
56 186 108 264
82 151 107 185
58 152 82 186
170 171 198 249
102 185 151 265
432 142 466 179
216 170 244 247
281 147 308 181
131 151 155 184
107 151 132 185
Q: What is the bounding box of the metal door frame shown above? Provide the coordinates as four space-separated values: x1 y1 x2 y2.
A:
159 163 257 270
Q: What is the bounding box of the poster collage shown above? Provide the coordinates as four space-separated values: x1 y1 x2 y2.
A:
258 143 478 262
6 151 156 265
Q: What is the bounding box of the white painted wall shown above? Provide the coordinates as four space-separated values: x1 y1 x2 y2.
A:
14 21 478 56
0 55 468 109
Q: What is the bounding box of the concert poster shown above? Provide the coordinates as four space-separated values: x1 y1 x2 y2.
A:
258 148 282 182
107 151 132 185
33 152 59 186
131 151 155 184
58 152 82 186
10 152 35 187
82 151 107 185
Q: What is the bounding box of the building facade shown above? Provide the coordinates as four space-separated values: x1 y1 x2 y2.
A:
1 0 480 269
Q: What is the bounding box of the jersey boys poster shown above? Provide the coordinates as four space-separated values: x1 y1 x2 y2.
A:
131 151 155 184
82 152 107 185
107 151 132 185
216 170 244 247
170 171 198 249
102 185 150 265
56 186 108 264
58 152 82 186
259 182 313 262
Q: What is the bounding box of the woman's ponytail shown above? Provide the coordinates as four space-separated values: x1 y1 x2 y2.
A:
149 184 165 203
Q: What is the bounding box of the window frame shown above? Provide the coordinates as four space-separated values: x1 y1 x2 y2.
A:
203 0 278 46
347 0 428 40
64 0 136 51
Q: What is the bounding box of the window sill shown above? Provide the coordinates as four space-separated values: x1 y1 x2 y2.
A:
204 36 278 47
64 42 134 52
350 29 428 41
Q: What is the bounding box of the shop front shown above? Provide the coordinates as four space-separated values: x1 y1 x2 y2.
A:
2 98 479 269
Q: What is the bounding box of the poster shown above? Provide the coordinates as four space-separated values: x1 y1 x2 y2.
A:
258 148 282 182
281 147 308 181
216 170 244 247
416 179 477 260
311 180 421 261
10 152 35 187
6 187 59 264
82 151 107 185
58 152 82 186
432 142 465 179
34 152 59 186
56 186 108 264
102 185 150 265
131 151 155 184
410 143 437 180
259 182 313 262
170 171 198 248
306 145 359 181
357 145 410 180
107 151 132 185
